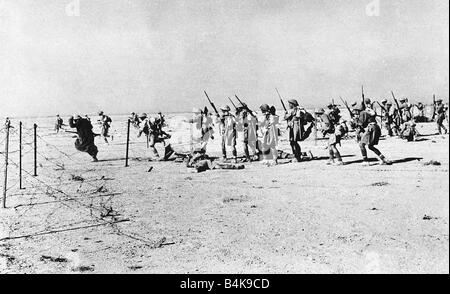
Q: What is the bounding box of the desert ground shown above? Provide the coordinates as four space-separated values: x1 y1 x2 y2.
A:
0 114 448 274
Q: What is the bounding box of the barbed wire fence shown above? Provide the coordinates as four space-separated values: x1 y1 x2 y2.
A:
0 120 177 248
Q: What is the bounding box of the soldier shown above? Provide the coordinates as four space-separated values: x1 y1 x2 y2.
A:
283 99 315 162
435 99 448 134
351 104 392 166
315 108 347 166
217 105 237 163
187 108 214 152
379 99 394 136
259 104 279 166
236 104 259 162
55 115 64 133
399 98 412 123
326 102 341 124
414 102 425 118
130 112 140 129
98 111 113 143
139 114 171 160
68 115 99 162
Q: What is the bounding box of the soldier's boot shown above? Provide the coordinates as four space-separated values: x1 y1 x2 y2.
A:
163 144 175 161
361 157 370 166
151 148 160 159
379 155 392 165
243 145 251 162
334 151 344 166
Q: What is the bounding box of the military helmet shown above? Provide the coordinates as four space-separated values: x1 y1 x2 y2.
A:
140 113 148 118
220 105 231 112
315 108 325 114
381 99 388 104
98 111 104 116
288 99 299 107
260 104 270 112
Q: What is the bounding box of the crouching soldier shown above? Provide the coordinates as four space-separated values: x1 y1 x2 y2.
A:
351 104 392 166
400 121 417 142
284 99 315 162
68 115 99 162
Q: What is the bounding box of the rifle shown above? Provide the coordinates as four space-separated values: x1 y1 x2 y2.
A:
431 94 436 121
228 97 238 111
65 130 101 137
204 91 219 115
339 96 354 119
361 85 366 111
391 91 404 125
234 95 255 114
275 88 287 112
376 101 386 113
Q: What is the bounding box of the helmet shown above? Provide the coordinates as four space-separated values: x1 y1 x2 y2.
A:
381 99 387 104
315 108 325 114
140 113 148 118
220 105 231 112
260 104 270 112
288 99 299 107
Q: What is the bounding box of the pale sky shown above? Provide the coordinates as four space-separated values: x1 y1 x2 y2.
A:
0 0 448 117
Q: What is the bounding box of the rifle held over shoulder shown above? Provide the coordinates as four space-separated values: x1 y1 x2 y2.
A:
204 91 220 115
275 88 287 112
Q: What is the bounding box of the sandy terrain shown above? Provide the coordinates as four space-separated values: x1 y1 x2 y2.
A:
0 115 448 274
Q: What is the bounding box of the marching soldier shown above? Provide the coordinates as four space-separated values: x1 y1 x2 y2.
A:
351 104 392 166
435 99 448 134
68 115 99 162
284 99 315 162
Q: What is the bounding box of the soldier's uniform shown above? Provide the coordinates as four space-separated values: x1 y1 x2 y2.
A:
316 108 347 166
98 111 113 143
237 106 259 162
351 105 391 166
68 116 98 162
259 104 279 165
284 99 314 162
435 100 448 134
55 115 64 133
218 105 237 162
380 100 394 136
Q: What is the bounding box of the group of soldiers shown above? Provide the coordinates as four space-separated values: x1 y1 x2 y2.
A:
62 93 448 170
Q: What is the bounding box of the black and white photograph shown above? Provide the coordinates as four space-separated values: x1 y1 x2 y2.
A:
0 0 448 277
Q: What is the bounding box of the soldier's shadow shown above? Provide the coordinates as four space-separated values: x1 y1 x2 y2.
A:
313 155 356 161
344 157 423 165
